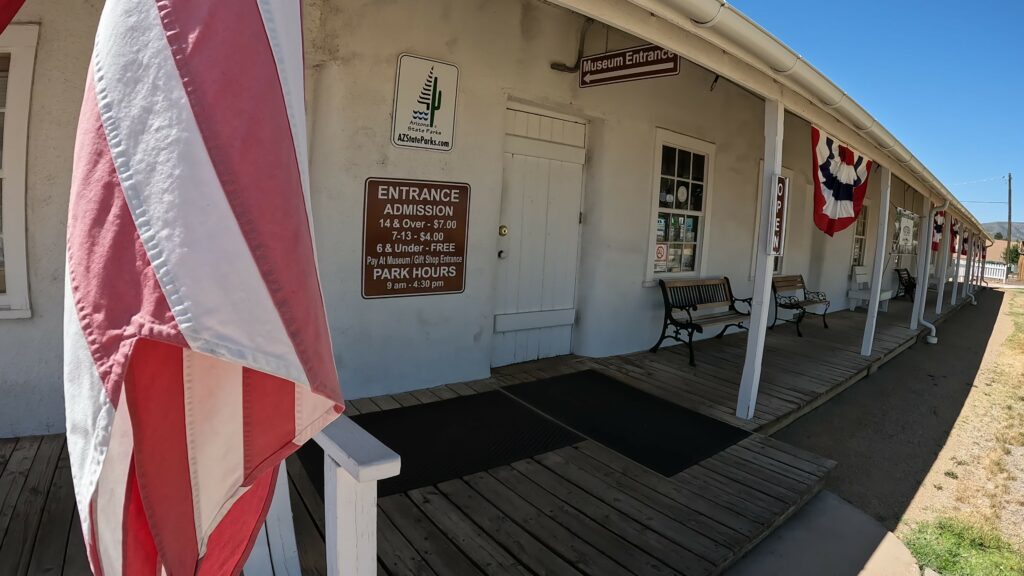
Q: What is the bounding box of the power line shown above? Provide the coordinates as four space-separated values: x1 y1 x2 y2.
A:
948 175 1008 187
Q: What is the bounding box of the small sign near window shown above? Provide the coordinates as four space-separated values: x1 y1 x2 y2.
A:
768 176 788 256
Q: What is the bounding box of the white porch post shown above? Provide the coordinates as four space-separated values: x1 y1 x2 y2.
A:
909 198 933 330
934 210 950 315
317 417 401 576
961 231 974 298
736 98 783 420
950 234 960 305
860 165 891 356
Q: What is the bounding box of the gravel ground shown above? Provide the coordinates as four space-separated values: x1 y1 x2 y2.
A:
769 288 1024 547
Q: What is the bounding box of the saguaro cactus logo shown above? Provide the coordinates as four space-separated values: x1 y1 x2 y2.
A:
413 66 443 127
393 54 458 151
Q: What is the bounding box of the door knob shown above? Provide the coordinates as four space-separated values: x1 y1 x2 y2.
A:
498 250 506 259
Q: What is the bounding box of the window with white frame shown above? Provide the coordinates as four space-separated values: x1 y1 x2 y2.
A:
0 25 37 318
851 206 869 267
649 130 713 277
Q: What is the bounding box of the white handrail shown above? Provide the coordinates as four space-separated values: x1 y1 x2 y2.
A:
316 416 401 576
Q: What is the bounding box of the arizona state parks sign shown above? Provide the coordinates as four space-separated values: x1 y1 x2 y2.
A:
392 54 459 152
579 45 679 88
362 178 471 298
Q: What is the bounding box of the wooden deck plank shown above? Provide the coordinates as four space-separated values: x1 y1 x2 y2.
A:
374 394 404 411
380 494 483 576
533 451 732 566
463 471 626 576
62 510 90 576
349 397 380 414
26 444 76 576
0 439 17 477
437 478 584 576
0 435 65 576
573 442 764 536
553 447 747 550
0 436 43 545
289 473 328 576
377 509 438 576
510 457 713 576
406 486 532 576
486 464 675 576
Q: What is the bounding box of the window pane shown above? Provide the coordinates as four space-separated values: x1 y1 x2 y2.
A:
683 215 699 243
660 146 676 177
668 213 684 242
680 243 696 271
691 153 705 182
852 238 865 266
666 244 683 272
855 209 868 236
690 183 703 212
674 181 689 210
659 178 675 209
676 149 691 180
656 214 667 242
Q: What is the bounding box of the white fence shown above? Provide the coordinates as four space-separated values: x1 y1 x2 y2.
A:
951 258 1008 282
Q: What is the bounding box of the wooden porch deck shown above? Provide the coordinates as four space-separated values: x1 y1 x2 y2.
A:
0 294 970 575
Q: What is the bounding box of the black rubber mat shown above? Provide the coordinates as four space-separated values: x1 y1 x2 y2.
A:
506 369 751 476
331 391 583 497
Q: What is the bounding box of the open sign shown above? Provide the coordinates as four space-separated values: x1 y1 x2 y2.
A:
769 176 788 256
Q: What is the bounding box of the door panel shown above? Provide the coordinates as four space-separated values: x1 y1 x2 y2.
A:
492 110 585 367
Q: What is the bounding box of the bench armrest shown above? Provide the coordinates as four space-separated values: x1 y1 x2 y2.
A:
731 297 752 314
315 416 401 482
776 294 801 307
805 290 828 302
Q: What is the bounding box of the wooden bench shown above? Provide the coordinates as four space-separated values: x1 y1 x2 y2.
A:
847 265 894 312
894 268 916 300
771 274 829 337
650 277 751 366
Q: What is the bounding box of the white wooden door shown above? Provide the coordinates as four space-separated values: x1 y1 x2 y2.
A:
492 109 586 367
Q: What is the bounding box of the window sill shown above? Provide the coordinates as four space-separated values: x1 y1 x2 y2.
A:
644 271 700 287
0 308 32 319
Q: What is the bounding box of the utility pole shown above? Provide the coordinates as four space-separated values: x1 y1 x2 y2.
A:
1009 172 1013 247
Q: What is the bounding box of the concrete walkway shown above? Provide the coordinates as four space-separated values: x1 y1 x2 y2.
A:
726 491 920 576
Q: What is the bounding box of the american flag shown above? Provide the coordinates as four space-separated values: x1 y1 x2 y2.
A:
63 1 343 573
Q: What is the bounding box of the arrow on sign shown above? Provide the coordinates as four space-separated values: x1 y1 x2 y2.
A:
582 62 676 84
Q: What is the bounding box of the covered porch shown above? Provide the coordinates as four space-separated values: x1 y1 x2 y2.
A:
0 292 977 575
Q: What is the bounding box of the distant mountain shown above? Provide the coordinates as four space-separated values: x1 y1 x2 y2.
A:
981 221 1024 240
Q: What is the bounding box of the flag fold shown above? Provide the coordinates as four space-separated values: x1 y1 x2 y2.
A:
64 1 343 574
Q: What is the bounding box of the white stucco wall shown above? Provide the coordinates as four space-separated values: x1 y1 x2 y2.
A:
1 0 925 436
0 0 102 436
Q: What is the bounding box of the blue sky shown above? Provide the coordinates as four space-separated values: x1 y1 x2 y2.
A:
729 0 1022 226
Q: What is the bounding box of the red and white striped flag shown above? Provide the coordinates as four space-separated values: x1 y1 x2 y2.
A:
64 1 343 574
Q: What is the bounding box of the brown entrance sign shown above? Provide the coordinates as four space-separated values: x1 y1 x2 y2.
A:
769 176 789 256
579 44 679 88
363 178 471 298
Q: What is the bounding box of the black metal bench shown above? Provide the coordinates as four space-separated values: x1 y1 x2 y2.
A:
650 277 751 366
771 274 829 337
894 268 916 300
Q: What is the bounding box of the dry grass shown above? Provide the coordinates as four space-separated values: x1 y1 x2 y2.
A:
900 291 1024 559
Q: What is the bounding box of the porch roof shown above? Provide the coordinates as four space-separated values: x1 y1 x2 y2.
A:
549 0 990 238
